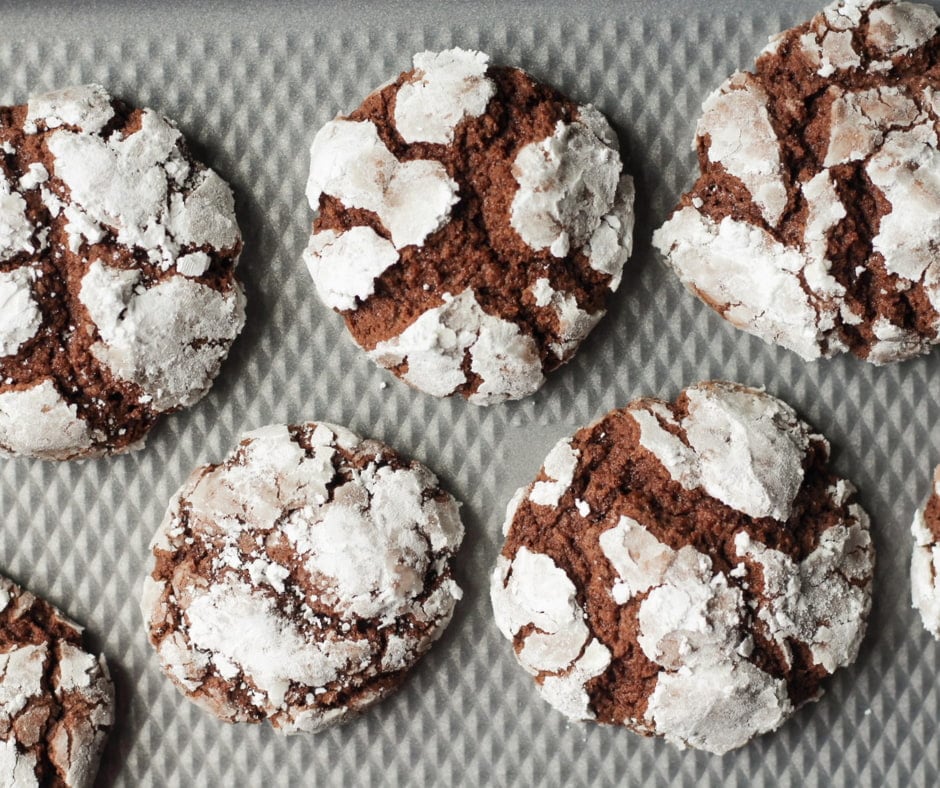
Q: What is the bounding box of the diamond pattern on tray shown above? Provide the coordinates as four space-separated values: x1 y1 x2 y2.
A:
1 3 939 785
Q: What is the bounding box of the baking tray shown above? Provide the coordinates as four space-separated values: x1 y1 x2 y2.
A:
0 0 937 785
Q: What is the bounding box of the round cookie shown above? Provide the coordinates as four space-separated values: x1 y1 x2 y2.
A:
0 84 245 459
490 381 873 754
653 0 940 364
304 48 635 404
142 422 464 733
911 465 940 637
0 575 114 787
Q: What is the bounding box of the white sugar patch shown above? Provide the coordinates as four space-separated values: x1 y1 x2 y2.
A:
911 484 940 639
866 1 939 55
368 289 544 405
46 105 238 266
491 549 609 717
0 380 96 460
18 163 49 192
645 660 792 755
0 177 34 262
511 117 621 258
307 119 458 249
0 737 38 787
26 84 115 134
0 267 42 356
186 575 375 709
585 174 635 290
681 384 811 521
304 227 399 311
529 278 603 360
630 383 812 522
825 86 921 167
80 260 245 411
697 72 787 225
735 519 873 672
394 48 495 144
653 208 845 361
529 438 579 508
868 125 940 284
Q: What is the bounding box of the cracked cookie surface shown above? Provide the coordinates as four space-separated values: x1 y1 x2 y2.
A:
142 421 464 733
491 381 873 754
0 575 113 788
304 48 635 404
654 0 940 364
0 84 245 459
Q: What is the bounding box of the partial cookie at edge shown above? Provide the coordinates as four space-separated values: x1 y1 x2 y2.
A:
0 575 114 788
0 83 245 459
653 0 940 364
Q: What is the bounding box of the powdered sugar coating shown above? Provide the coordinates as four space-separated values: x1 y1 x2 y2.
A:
735 516 873 673
867 1 939 54
0 380 101 460
0 84 245 458
867 125 940 282
79 260 246 411
530 278 604 359
585 174 636 290
0 267 42 356
654 209 848 360
394 49 496 144
0 576 113 788
45 105 239 266
26 84 115 135
630 383 815 521
143 422 464 734
911 468 940 638
306 119 458 249
645 661 792 756
490 549 611 720
510 115 623 258
655 0 940 365
824 86 921 167
303 227 399 311
368 289 545 405
493 381 874 754
528 438 580 508
697 72 787 225
0 176 34 263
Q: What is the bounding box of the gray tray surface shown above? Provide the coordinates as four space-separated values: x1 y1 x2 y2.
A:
0 1 936 785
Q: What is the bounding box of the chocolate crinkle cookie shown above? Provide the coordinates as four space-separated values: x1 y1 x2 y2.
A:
911 466 940 637
142 422 464 733
304 48 635 404
491 381 874 754
0 575 114 787
654 0 940 364
0 84 245 460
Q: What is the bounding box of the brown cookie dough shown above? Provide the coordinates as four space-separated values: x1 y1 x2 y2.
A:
0 84 245 460
491 381 874 754
0 575 114 787
304 48 635 404
654 0 940 364
142 422 464 733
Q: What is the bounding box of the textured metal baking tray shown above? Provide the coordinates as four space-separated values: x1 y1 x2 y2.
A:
0 0 937 785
